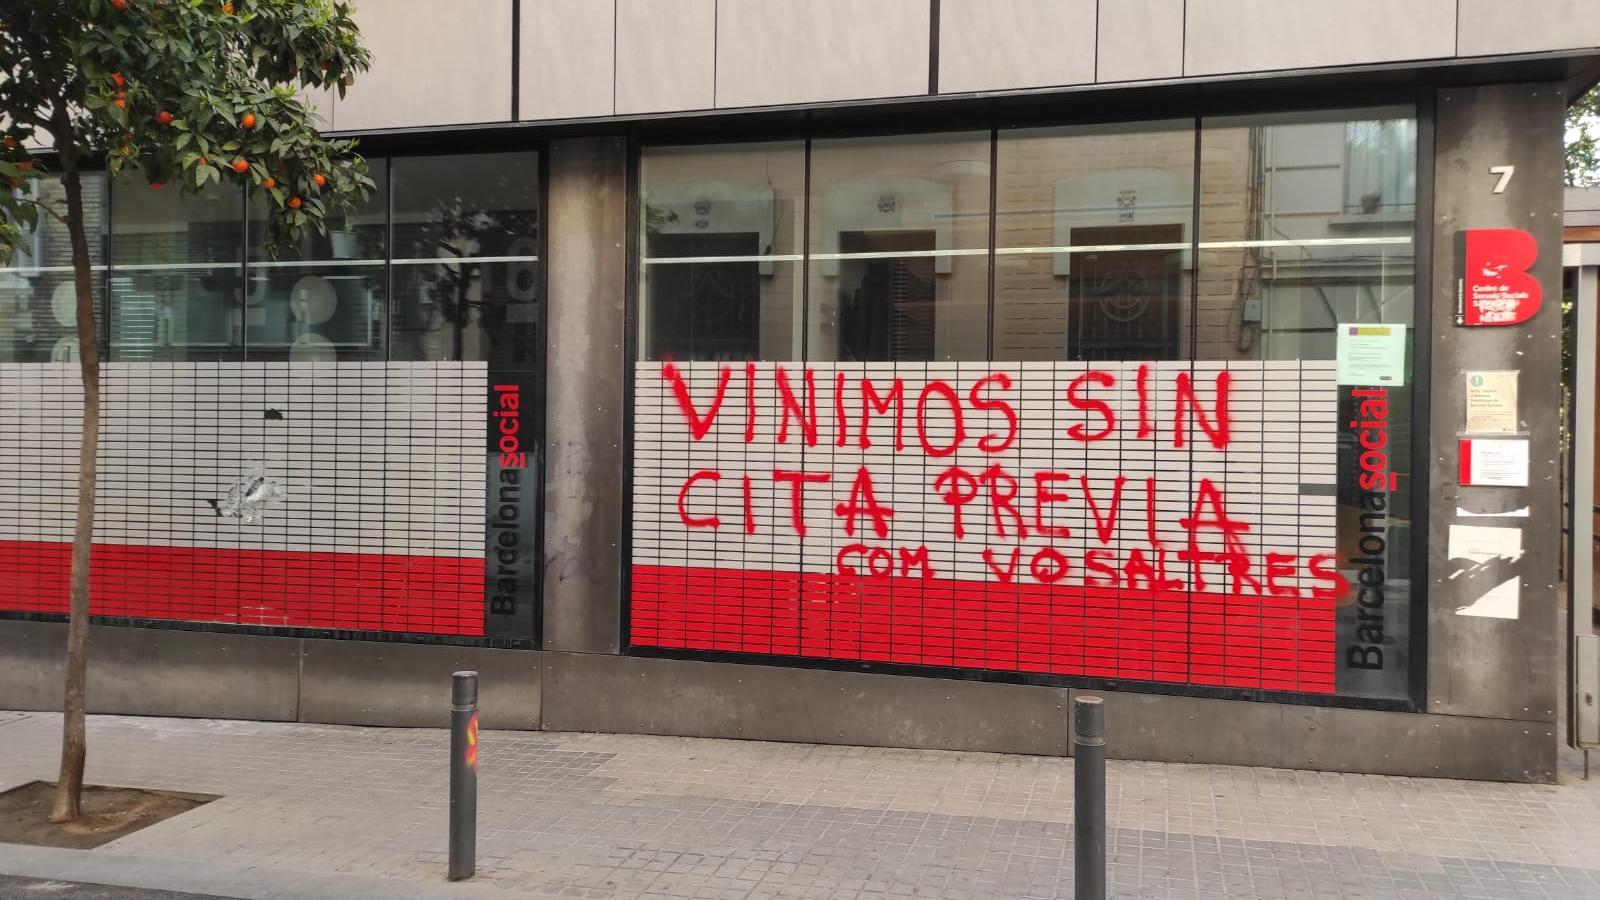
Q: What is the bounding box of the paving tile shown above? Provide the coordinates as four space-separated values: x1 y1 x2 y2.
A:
1 711 1598 899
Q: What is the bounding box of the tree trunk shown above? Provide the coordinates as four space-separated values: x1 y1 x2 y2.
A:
49 145 100 824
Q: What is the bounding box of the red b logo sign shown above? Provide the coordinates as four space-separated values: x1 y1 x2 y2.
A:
1455 228 1541 326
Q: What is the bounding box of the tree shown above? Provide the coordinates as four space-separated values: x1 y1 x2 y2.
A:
1570 85 1600 187
0 0 373 822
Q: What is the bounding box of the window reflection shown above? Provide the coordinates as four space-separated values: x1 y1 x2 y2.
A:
808 132 991 362
995 121 1195 361
0 176 105 362
1198 109 1416 361
640 142 804 362
109 179 239 361
390 152 542 365
244 160 387 363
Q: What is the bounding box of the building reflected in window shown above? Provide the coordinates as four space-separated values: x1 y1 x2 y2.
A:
0 175 106 362
390 151 542 365
995 120 1195 361
244 160 387 363
110 181 243 361
640 141 804 362
809 132 991 362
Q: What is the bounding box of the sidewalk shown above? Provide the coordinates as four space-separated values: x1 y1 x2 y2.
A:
1 710 1597 900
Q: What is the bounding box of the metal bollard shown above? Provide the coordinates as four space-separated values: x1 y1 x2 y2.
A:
448 671 479 882
1073 695 1106 900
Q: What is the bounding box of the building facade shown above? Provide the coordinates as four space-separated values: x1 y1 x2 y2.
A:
3 0 1598 781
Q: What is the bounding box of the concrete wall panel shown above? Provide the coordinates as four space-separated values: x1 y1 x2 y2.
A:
937 0 1095 94
521 0 616 120
1096 0 1185 83
616 0 716 115
715 0 929 108
337 0 512 130
1457 0 1600 56
1426 83 1567 723
542 651 1075 755
298 639 540 729
542 137 628 654
0 622 299 722
1184 0 1456 77
1076 689 1557 782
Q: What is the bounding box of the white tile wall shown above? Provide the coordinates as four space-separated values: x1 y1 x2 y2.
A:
0 362 487 559
631 359 1336 593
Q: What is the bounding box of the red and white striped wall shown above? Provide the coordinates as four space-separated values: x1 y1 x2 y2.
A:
630 359 1342 693
0 362 488 635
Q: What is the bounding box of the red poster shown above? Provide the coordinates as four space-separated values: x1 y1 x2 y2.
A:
1454 228 1540 327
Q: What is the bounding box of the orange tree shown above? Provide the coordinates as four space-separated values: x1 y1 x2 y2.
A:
0 0 373 822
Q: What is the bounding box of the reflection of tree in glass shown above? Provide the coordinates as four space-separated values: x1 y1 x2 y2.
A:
407 171 540 360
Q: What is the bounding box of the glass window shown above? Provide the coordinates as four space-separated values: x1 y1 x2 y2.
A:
808 132 991 362
0 175 107 362
390 152 542 365
1198 107 1417 701
639 141 804 362
110 180 242 361
1198 108 1416 361
995 120 1195 361
244 160 388 362
1344 119 1416 215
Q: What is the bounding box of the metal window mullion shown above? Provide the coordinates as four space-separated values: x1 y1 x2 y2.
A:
240 183 250 361
384 158 394 362
801 137 812 364
986 127 997 363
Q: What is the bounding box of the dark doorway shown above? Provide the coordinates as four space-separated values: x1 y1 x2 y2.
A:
1068 224 1184 360
647 232 762 361
837 229 937 361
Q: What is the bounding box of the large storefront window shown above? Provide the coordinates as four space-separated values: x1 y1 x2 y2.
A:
0 175 106 362
809 132 991 362
630 109 1421 704
110 180 244 361
1 150 544 645
995 120 1194 361
640 141 804 362
391 151 543 364
245 160 388 363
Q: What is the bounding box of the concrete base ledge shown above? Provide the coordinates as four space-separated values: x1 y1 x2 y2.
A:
0 621 540 730
0 622 1558 781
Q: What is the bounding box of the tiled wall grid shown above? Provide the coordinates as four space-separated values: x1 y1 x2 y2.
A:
0 362 489 636
630 359 1341 693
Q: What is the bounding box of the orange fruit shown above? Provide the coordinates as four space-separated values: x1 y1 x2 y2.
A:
312 173 326 188
240 112 256 129
151 181 163 189
261 176 275 189
231 158 249 174
111 0 128 9
113 98 126 110
112 73 126 87
196 156 207 166
287 196 302 209
222 1 234 13
2 137 15 149
156 110 173 125
16 161 33 171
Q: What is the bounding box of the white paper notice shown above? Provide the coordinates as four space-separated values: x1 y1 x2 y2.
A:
1448 524 1522 619
1464 370 1518 435
1458 438 1530 487
1336 324 1407 386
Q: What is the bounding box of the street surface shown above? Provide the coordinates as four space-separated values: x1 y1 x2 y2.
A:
0 876 234 899
1 710 1597 899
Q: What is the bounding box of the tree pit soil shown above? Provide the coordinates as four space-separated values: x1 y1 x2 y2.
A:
0 781 215 849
